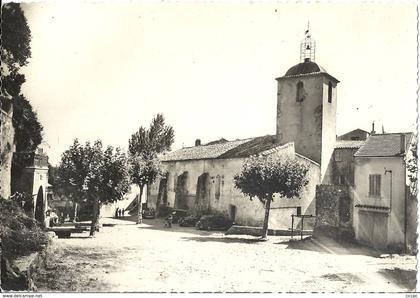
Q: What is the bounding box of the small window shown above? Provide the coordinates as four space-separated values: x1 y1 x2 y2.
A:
334 150 342 162
328 81 333 103
296 81 306 102
369 174 381 197
337 175 345 185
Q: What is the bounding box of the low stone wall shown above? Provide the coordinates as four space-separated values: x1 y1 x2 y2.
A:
226 225 313 237
314 184 354 241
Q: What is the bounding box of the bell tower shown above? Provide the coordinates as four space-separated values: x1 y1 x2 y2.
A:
276 29 339 181
300 26 316 62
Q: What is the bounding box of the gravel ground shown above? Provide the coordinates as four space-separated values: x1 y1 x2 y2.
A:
33 217 417 293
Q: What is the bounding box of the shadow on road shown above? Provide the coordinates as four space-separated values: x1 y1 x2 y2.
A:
377 268 417 291
275 236 383 258
180 236 261 244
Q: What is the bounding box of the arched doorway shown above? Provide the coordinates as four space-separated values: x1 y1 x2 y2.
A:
174 172 189 209
156 176 168 210
34 186 45 225
195 173 210 213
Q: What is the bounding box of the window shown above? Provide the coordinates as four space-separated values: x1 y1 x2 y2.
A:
296 81 306 102
328 81 333 103
369 174 381 197
337 175 345 185
334 150 342 162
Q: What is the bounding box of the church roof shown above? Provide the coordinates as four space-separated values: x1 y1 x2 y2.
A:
285 60 327 77
354 133 413 157
160 135 284 162
277 59 339 82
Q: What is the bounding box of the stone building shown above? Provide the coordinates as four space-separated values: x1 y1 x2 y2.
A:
0 92 15 199
148 138 320 228
13 148 49 225
147 30 342 229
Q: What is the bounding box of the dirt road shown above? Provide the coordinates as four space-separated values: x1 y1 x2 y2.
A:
34 217 417 292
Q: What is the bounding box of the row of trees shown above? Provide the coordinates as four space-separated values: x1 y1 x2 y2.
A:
56 114 174 235
56 112 310 239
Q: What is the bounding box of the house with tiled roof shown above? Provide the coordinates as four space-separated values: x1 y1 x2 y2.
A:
353 132 417 250
148 137 321 228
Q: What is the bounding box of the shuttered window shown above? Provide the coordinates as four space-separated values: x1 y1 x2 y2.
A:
369 174 381 197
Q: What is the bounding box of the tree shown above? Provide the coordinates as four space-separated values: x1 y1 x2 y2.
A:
12 95 43 152
2 3 44 177
406 135 418 197
234 155 309 239
128 114 174 224
57 139 130 236
1 3 31 84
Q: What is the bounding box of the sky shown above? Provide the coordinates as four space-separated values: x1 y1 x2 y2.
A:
18 1 418 165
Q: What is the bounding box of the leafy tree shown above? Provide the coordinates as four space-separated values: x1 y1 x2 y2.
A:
406 135 418 197
57 139 130 236
12 95 43 152
234 155 309 239
1 3 31 81
2 3 43 177
128 114 174 224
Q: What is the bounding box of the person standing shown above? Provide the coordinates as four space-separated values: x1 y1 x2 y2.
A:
115 207 119 219
121 208 125 218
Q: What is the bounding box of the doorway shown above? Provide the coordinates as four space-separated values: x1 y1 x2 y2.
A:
35 186 45 225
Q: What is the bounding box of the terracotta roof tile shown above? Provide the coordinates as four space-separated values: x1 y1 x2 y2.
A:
160 138 252 162
354 133 413 157
161 135 282 162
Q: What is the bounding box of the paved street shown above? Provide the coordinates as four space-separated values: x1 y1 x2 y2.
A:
34 217 416 292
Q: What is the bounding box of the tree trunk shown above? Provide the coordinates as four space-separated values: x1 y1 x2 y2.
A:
73 202 78 222
136 185 144 224
89 194 100 236
261 196 272 240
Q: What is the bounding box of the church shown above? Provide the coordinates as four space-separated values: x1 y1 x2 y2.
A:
147 30 417 251
147 30 348 230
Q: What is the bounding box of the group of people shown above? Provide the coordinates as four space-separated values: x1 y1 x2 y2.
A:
115 207 125 219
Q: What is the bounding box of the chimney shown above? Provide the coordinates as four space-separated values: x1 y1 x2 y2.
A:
371 121 376 135
400 134 406 154
195 139 201 146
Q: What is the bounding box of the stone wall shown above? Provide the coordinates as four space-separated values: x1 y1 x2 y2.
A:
314 184 354 240
0 105 15 199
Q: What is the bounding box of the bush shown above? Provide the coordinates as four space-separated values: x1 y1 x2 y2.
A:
0 197 49 259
